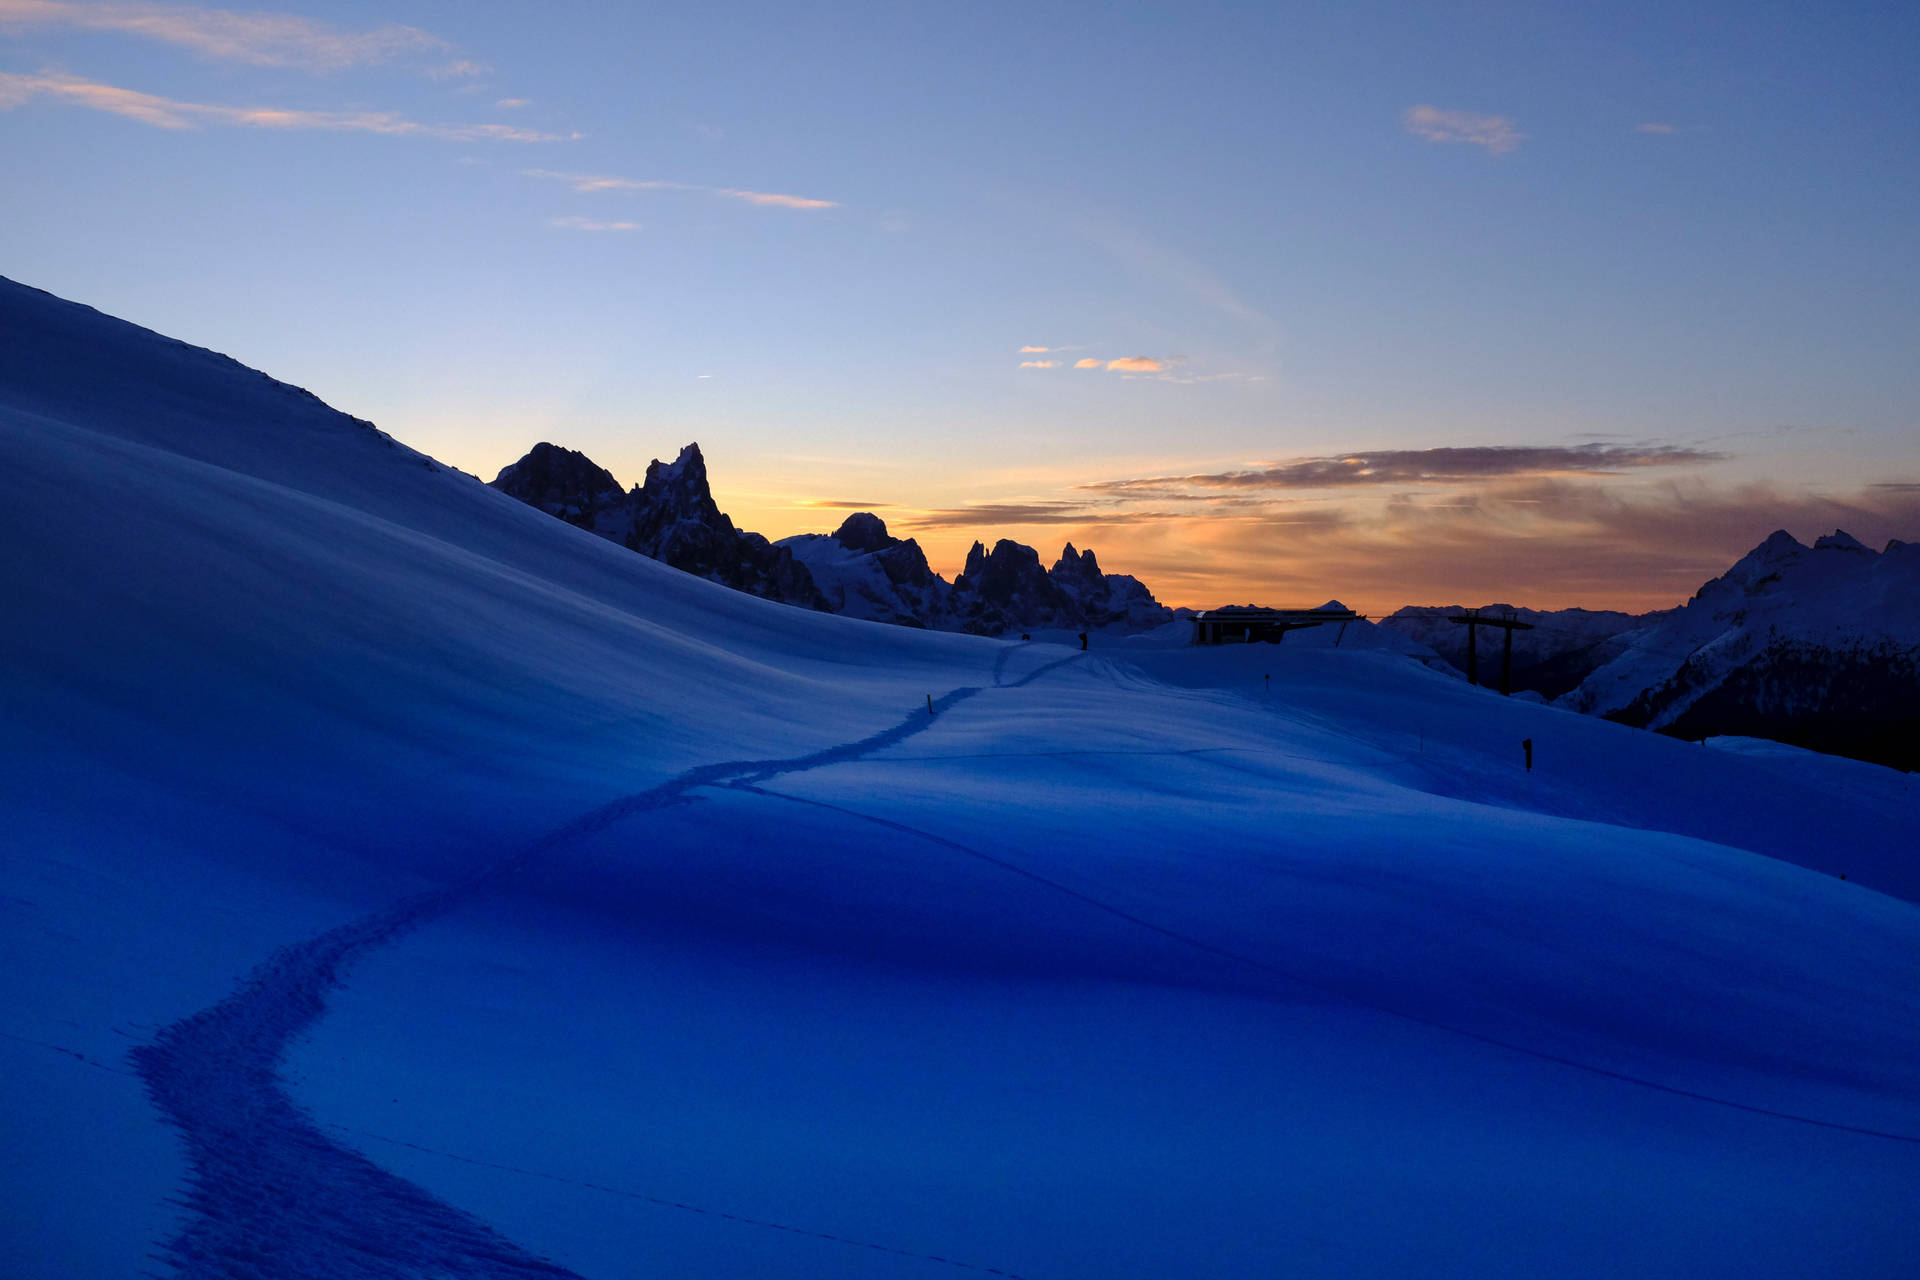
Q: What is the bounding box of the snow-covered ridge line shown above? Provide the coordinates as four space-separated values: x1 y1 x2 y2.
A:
1555 527 1920 769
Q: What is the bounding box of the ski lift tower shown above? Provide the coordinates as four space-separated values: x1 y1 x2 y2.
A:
1446 608 1534 695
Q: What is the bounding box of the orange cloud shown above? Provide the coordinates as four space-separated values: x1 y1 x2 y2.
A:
1019 360 1057 369
1106 356 1164 372
1074 358 1101 369
1402 104 1525 155
1019 345 1050 353
0 70 570 138
1084 445 1725 493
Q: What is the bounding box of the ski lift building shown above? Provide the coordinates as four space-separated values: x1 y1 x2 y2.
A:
1190 606 1363 645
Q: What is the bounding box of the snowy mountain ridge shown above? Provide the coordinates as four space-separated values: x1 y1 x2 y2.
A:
1557 528 1920 768
493 441 1176 635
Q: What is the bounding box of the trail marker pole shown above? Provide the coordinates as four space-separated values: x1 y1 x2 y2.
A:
927 693 934 716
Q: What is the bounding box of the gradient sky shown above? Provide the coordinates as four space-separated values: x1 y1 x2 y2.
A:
6 0 1917 612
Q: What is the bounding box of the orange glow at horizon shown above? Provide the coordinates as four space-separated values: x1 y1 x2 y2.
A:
725 482 1920 619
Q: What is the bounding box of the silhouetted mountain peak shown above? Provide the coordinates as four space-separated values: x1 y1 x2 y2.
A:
1051 543 1104 585
1814 529 1872 554
832 511 897 553
491 442 625 531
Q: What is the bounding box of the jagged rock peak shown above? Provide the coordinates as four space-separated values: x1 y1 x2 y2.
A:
833 511 897 553
1813 529 1873 554
644 441 708 491
492 441 619 495
983 540 1042 571
637 441 724 524
1052 543 1103 582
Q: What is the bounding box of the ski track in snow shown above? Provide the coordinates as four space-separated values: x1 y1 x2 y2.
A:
132 648 1082 1280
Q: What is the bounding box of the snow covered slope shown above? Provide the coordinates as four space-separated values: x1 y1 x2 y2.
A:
5 275 1920 1280
1559 529 1920 768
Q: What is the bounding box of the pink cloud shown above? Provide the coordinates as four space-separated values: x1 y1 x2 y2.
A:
0 70 571 138
1402 104 1525 155
523 169 836 209
0 0 459 74
1106 356 1164 372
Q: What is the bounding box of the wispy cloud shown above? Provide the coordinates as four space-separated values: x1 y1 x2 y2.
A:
1635 122 1676 135
1402 104 1525 155
796 499 894 509
901 502 1160 530
0 69 573 137
496 97 529 109
1019 345 1050 353
523 168 837 209
427 58 489 80
720 187 836 209
0 0 475 74
549 215 638 231
1106 356 1164 373
1083 444 1725 493
1073 358 1101 369
1019 360 1057 369
1076 218 1279 346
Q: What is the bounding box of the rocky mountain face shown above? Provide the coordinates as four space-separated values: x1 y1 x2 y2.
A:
491 442 828 610
489 442 628 535
1050 545 1172 631
779 513 954 629
1378 603 1660 699
783 522 1176 636
1557 530 1920 770
494 442 1177 636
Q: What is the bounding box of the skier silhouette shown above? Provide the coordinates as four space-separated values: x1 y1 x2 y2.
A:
1078 631 1088 651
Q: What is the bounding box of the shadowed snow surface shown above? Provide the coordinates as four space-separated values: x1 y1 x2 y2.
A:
4 275 1920 1279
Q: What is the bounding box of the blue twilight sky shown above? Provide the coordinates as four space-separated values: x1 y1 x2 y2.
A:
5 0 1917 610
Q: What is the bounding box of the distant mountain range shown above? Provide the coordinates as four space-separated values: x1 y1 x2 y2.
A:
490 441 1177 636
1557 529 1920 770
1386 531 1920 771
1378 604 1668 700
492 444 1916 769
